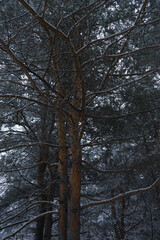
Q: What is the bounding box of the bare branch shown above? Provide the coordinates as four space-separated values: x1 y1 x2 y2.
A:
87 68 158 97
104 45 160 59
82 135 144 148
82 160 135 174
87 105 160 120
82 178 160 209
2 211 58 240
77 18 160 54
0 142 58 154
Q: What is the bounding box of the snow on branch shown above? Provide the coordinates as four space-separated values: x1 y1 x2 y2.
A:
82 178 160 209
2 211 58 240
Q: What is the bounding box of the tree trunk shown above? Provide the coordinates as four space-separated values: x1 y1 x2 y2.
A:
35 159 47 240
66 33 85 237
57 97 68 240
67 110 82 240
120 183 125 240
43 165 56 240
43 192 53 240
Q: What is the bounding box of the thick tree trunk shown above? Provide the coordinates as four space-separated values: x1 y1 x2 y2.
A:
67 149 81 240
53 43 69 239
66 39 85 237
67 111 82 240
56 28 84 239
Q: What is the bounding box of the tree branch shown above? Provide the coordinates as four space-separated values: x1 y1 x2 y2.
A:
2 211 58 240
82 178 160 209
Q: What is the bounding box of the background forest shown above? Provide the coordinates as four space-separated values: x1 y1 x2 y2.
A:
0 0 160 239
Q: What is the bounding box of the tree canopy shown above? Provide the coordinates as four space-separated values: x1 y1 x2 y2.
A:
0 0 160 239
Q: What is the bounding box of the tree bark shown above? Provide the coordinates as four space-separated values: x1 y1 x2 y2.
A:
120 183 125 240
43 164 56 240
67 75 83 240
43 187 53 240
35 159 47 240
57 78 68 240
67 30 85 237
67 118 82 240
57 115 68 240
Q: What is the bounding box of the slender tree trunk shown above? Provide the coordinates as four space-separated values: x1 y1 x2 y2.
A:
57 90 68 240
43 164 56 240
35 111 48 240
111 190 120 240
67 83 82 240
52 39 69 239
43 214 52 240
67 123 81 240
43 187 53 240
120 183 125 240
35 159 47 240
66 27 85 236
